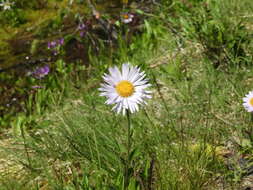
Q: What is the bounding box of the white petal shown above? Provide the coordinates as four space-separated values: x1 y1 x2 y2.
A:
122 63 130 80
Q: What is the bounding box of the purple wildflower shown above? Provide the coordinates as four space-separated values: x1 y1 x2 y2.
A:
48 39 64 49
47 41 58 49
47 38 64 55
58 38 64 45
32 65 50 79
47 41 51 49
77 23 87 37
78 23 86 30
51 41 57 48
48 41 55 49
80 31 85 37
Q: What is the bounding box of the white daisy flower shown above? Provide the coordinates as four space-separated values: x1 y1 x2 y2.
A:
243 91 253 112
0 0 13 11
99 63 152 115
121 13 134 24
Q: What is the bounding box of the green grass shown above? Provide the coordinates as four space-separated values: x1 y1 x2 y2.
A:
1 0 253 189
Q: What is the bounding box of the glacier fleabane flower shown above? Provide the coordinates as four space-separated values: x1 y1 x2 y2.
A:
243 91 253 112
99 63 152 115
121 13 134 24
0 0 13 10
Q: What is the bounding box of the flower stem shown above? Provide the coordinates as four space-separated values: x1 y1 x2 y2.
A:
245 113 253 145
250 113 253 143
125 109 131 189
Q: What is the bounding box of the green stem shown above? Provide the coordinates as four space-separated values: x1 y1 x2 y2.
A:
127 110 131 159
125 109 131 189
249 113 253 143
244 113 253 146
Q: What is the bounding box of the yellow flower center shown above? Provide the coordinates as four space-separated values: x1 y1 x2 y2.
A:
250 98 253 106
115 80 134 97
123 14 129 19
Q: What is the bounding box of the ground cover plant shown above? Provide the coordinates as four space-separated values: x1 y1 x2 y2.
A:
1 0 253 189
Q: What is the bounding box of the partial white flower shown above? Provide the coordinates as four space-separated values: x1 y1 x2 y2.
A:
99 63 152 115
121 13 134 24
243 91 253 112
0 0 13 10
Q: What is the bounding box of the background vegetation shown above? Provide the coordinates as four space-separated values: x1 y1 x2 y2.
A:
0 0 253 189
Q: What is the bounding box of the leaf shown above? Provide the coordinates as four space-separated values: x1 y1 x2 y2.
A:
135 9 144 15
129 147 141 162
